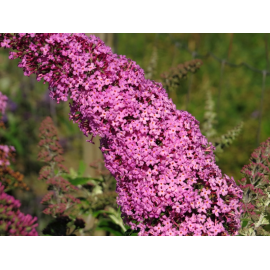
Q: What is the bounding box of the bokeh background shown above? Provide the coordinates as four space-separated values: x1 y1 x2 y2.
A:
0 33 269 234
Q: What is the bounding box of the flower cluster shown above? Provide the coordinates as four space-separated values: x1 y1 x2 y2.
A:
1 33 243 235
38 116 80 217
161 59 203 94
238 137 270 236
0 182 38 236
0 144 28 192
0 145 15 167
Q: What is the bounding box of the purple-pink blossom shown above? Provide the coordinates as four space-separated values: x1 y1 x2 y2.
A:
0 182 38 236
0 33 243 235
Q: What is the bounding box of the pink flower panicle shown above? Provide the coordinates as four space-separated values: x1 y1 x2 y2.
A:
0 182 38 236
1 33 243 235
238 137 270 235
38 116 80 217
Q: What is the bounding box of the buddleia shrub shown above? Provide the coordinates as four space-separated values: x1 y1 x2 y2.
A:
238 137 270 236
1 33 243 236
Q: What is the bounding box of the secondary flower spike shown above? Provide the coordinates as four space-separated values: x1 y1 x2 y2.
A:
0 33 243 236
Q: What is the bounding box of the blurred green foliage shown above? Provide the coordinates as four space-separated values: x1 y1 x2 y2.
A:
117 33 270 183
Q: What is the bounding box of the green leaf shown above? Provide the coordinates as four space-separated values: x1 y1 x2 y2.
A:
92 185 103 195
78 160 86 177
92 210 108 218
96 219 125 236
124 228 139 236
69 177 93 186
63 173 103 186
124 229 133 236
69 168 77 179
6 136 23 155
95 226 123 236
104 206 126 232
241 219 249 228
61 173 73 180
261 217 269 226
